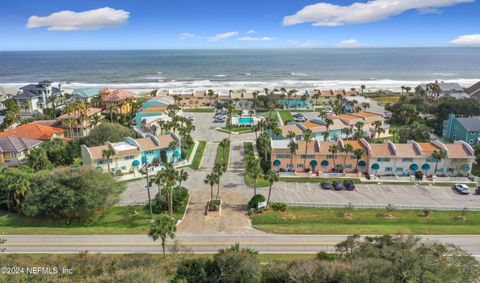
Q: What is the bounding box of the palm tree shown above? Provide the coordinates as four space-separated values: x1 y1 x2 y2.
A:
328 144 338 172
372 120 382 139
322 131 330 141
287 140 298 172
265 171 279 205
303 129 313 168
361 102 370 111
149 214 176 256
432 149 448 175
176 169 188 188
168 141 179 163
248 158 262 196
360 85 366 94
343 127 352 140
162 164 178 216
401 86 405 94
354 121 364 140
342 144 354 171
213 164 225 200
153 170 164 195
101 148 115 173
353 148 365 172
390 127 398 142
405 86 412 94
21 100 31 114
204 173 218 201
207 89 215 106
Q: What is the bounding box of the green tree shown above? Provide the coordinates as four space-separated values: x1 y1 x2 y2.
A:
28 147 53 171
204 173 218 201
0 167 33 211
22 167 121 223
247 158 262 196
287 140 298 172
264 171 279 205
148 214 176 256
328 144 339 172
342 143 354 172
432 149 448 175
101 148 115 173
82 122 136 147
353 148 365 172
302 129 313 169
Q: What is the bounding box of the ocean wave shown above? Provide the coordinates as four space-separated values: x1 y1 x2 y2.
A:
290 72 308 77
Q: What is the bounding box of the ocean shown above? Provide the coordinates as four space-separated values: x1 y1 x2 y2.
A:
1 48 480 93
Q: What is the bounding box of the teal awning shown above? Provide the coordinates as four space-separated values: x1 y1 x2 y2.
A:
358 160 367 167
421 164 430 170
273 160 281 166
321 160 329 167
174 150 181 157
371 163 380 170
410 164 419 171
310 160 318 166
463 164 470 172
141 156 147 163
132 160 140 167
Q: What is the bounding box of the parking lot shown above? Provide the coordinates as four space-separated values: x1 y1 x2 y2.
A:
256 182 480 209
187 112 255 142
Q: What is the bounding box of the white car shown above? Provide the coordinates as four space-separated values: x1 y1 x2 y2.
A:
453 184 470 195
294 117 307 122
186 115 195 121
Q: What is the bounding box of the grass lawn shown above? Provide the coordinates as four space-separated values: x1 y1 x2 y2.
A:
190 140 207 170
183 108 215 113
472 165 480 177
220 126 254 134
278 110 293 125
0 205 186 235
251 207 480 235
244 142 270 188
215 141 230 166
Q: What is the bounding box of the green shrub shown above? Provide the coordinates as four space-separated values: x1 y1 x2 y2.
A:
153 186 189 213
316 251 336 261
270 202 287 212
248 194 266 210
208 200 221 212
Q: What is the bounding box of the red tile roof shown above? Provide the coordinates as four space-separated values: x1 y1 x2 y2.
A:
0 123 67 141
103 89 135 103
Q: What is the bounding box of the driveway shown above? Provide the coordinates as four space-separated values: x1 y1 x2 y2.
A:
200 142 218 170
188 112 256 142
252 182 480 209
228 142 244 171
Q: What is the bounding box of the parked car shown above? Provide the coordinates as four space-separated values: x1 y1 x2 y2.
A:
321 182 333 190
186 115 195 121
333 181 344 191
213 116 226 123
343 180 356 191
294 117 307 122
292 113 303 118
452 184 470 195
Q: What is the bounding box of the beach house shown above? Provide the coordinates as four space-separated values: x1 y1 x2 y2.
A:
417 82 469 100
71 87 103 104
443 114 480 145
0 136 43 167
13 81 64 116
0 123 67 141
102 89 135 115
81 132 182 175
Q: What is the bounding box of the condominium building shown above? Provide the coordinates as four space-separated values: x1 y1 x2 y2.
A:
271 138 474 177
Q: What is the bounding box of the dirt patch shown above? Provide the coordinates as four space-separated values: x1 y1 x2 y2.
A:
177 189 265 235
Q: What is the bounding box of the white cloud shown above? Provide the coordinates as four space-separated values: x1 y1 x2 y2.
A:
283 0 472 26
246 30 256 34
27 7 129 31
208 32 239 42
298 41 316 48
237 36 275 41
179 32 197 40
337 39 360 48
449 34 480 46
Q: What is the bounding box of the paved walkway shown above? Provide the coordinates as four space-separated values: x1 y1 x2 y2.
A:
199 142 218 170
228 142 245 171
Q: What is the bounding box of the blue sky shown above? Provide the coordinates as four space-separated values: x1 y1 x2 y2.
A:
1 0 480 50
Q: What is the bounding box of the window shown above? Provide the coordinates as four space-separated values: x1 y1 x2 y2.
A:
326 155 335 159
297 164 304 168
402 158 413 162
276 154 291 159
121 166 127 171
426 158 435 163
396 167 403 172
385 167 393 172
344 164 353 169
124 155 135 161
447 168 454 173
300 154 315 159
144 150 155 155
469 139 474 144
376 158 390 162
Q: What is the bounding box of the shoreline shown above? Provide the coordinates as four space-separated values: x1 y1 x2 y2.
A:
1 78 479 94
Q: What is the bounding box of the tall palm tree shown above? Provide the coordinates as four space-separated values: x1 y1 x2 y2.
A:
102 148 115 173
176 169 188 188
432 149 448 175
168 141 179 163
342 144 354 172
248 158 262 196
390 128 398 143
207 89 215 106
303 129 313 169
287 140 298 172
322 131 330 142
148 214 176 256
354 121 364 140
360 85 366 94
287 131 296 140
161 164 177 215
353 148 365 172
213 164 225 200
324 118 333 132
328 144 338 172
204 173 218 201
265 171 279 205
153 170 164 195
372 120 382 139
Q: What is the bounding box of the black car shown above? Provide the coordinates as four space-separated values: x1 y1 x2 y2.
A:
333 181 344 191
475 187 480 195
343 180 356 191
292 113 303 118
321 182 333 190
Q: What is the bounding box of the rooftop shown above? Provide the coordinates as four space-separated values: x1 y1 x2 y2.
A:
456 116 480 132
0 136 42 153
0 123 66 141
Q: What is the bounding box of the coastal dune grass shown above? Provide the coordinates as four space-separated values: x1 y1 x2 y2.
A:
251 207 480 235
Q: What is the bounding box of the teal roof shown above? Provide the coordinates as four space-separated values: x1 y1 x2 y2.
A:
73 87 102 98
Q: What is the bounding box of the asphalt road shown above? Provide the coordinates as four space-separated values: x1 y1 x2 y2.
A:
2 235 480 256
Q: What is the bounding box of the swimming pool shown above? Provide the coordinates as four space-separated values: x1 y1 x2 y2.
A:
237 117 254 125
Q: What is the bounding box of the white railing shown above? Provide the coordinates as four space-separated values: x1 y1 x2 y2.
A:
285 202 480 211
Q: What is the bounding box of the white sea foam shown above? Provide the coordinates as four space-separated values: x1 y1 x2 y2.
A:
2 78 479 95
